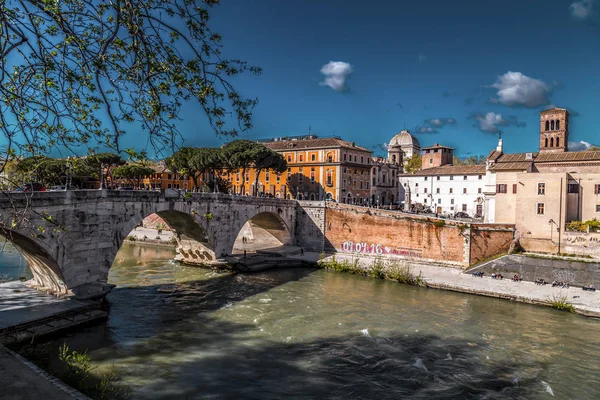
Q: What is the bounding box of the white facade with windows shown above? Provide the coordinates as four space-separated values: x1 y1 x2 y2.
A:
398 165 487 217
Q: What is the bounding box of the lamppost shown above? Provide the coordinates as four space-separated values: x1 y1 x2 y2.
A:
66 156 72 190
99 163 105 189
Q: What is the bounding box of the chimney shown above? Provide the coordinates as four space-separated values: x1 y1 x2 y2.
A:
496 138 503 153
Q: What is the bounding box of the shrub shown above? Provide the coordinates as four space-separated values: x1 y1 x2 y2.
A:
125 235 136 241
318 256 426 287
566 220 587 232
550 295 575 313
59 344 94 387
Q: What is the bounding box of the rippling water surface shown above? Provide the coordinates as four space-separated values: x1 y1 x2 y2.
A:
11 243 600 399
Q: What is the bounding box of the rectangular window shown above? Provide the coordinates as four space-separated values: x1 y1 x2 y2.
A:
538 183 545 195
245 172 249 182
326 171 333 186
595 184 600 194
287 155 292 162
276 173 280 183
424 188 428 194
513 184 517 194
463 188 467 194
568 183 579 194
236 173 240 182
462 204 467 212
311 154 316 161
596 204 600 212
361 156 364 163
343 179 346 188
451 199 454 204
450 188 453 194
167 174 172 180
478 175 482 180
438 198 441 204
436 188 440 194
497 184 507 193
450 176 453 180
265 172 270 182
429 159 433 164
287 172 291 181
310 172 315 183
424 177 428 181
537 203 545 215
436 176 440 181
299 173 303 183
299 155 304 162
415 183 419 187
478 188 482 194
463 176 467 180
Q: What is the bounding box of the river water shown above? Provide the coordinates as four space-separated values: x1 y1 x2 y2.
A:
4 243 600 399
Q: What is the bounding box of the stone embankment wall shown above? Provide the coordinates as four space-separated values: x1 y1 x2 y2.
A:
470 254 600 287
306 204 515 268
562 232 600 259
469 224 515 265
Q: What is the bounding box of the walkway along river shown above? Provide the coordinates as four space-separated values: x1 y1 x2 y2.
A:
0 243 599 399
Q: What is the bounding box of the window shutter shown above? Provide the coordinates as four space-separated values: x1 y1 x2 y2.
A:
596 185 599 195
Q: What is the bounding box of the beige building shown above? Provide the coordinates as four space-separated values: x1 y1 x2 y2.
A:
483 108 600 255
370 157 401 206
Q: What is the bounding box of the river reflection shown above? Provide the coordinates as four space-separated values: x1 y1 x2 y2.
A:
16 243 600 399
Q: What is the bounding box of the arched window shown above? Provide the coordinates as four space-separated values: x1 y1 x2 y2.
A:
310 193 316 201
545 138 548 147
550 137 554 147
556 137 560 147
551 120 555 130
286 193 291 200
545 121 550 131
392 154 397 163
297 193 303 200
556 120 560 130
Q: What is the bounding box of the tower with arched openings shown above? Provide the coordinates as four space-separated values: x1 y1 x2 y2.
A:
539 108 569 153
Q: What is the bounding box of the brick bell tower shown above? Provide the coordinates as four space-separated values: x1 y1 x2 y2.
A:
539 108 569 153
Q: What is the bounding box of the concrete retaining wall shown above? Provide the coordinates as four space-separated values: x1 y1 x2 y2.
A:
471 254 600 287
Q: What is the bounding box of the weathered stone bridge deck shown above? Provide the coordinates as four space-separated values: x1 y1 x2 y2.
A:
0 190 322 299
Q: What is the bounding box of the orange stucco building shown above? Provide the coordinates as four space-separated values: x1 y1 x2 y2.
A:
226 136 374 203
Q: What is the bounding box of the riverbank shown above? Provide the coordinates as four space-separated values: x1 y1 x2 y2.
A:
0 345 89 399
288 252 600 318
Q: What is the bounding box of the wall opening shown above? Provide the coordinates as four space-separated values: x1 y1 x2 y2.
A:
232 212 292 255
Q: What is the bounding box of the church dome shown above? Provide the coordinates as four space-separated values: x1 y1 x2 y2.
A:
389 130 420 148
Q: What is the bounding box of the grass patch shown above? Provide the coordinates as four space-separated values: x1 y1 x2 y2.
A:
318 256 426 287
550 295 575 313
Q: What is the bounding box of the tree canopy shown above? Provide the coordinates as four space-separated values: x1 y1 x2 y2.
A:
0 0 261 162
112 164 155 187
404 154 422 173
453 155 486 166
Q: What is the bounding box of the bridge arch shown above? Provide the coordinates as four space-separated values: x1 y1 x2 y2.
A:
0 229 67 293
229 211 293 255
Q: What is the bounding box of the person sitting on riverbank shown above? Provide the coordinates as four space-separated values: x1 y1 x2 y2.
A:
583 285 596 292
535 278 547 285
472 271 484 277
512 274 522 282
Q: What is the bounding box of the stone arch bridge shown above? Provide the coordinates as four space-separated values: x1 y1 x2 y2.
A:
0 190 325 299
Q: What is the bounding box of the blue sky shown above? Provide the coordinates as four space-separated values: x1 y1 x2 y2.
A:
165 0 600 156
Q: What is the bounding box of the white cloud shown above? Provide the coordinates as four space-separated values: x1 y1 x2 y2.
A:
417 126 437 134
426 118 456 127
570 0 593 19
471 112 525 133
319 61 353 92
489 71 551 107
569 140 599 151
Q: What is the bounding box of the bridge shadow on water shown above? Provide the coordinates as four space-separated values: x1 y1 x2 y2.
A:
82 319 544 399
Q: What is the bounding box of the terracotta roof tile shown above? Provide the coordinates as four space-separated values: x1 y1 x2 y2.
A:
534 150 600 163
264 138 371 152
402 164 486 177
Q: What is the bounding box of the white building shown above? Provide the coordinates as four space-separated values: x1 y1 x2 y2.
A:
398 165 487 217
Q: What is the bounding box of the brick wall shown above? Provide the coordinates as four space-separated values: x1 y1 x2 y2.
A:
324 204 467 266
469 224 515 265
